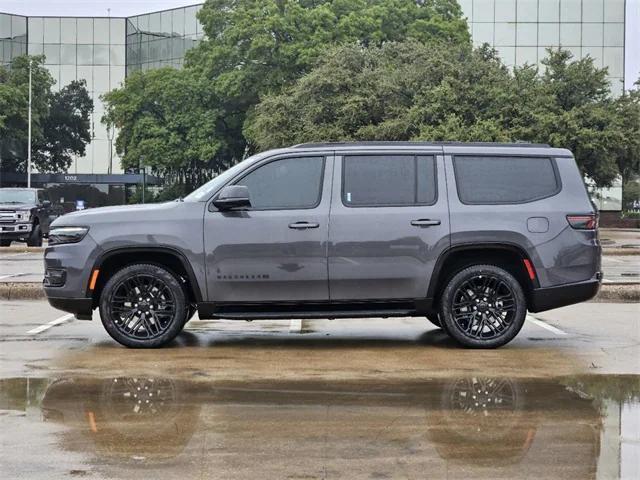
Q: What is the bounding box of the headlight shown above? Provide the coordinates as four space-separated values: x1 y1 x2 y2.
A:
48 226 89 245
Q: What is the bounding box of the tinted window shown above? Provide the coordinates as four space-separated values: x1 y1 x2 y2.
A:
236 156 324 209
343 155 436 206
454 156 559 204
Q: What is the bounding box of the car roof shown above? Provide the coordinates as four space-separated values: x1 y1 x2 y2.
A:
284 141 572 157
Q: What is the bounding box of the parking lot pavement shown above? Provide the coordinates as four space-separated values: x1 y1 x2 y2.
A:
0 251 43 283
2 250 639 284
1 299 639 479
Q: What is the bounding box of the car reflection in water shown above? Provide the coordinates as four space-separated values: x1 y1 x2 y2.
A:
2 375 637 478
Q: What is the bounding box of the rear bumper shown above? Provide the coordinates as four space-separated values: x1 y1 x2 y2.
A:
47 297 93 320
529 274 601 313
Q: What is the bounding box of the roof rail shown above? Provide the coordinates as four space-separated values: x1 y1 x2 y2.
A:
291 141 551 148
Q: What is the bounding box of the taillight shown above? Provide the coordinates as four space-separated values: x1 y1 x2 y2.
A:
567 214 598 230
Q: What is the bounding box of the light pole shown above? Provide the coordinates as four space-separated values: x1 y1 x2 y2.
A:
107 125 114 174
139 155 146 204
27 59 32 188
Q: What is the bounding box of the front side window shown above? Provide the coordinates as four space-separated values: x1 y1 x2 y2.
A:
454 156 560 204
236 156 325 209
342 155 437 207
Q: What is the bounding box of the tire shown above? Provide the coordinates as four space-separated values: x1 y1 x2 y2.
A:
426 313 442 328
183 304 197 325
26 224 42 247
439 264 526 349
0 240 11 247
427 312 452 335
99 263 187 348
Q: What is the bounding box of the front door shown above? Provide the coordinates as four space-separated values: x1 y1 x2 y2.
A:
204 154 333 303
328 152 450 301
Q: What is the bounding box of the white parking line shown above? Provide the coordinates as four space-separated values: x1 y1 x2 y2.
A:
527 315 567 335
0 272 27 280
289 319 302 333
27 314 75 335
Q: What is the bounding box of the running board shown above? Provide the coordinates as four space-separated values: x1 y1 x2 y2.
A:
197 300 431 320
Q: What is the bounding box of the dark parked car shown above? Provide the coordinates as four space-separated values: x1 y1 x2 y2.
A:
0 188 60 247
43 142 601 348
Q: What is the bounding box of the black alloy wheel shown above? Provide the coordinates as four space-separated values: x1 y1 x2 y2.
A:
439 265 526 348
100 264 187 348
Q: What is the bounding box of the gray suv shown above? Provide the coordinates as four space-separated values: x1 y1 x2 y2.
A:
43 142 601 349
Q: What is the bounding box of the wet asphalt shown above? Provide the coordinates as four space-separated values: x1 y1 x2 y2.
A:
0 299 639 479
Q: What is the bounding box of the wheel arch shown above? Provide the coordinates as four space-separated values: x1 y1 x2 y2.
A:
427 243 539 310
89 246 203 308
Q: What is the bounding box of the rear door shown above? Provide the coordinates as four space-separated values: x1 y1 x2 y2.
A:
328 150 450 301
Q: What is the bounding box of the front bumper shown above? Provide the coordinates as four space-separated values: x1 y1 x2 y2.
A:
47 297 93 320
0 223 32 239
529 273 601 313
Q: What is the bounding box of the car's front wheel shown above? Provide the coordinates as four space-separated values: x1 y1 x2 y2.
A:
99 264 187 348
439 265 526 349
26 224 42 247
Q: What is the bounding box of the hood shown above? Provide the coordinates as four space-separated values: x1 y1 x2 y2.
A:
52 201 181 227
0 203 34 211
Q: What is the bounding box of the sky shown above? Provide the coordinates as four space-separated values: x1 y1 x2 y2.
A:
1 0 638 88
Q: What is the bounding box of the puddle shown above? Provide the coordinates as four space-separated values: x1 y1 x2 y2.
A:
1 375 639 479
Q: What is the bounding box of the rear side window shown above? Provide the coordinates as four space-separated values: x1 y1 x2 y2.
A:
343 155 437 207
454 156 560 204
236 156 325 209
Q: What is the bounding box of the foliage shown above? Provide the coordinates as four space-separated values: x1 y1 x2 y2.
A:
33 80 93 172
183 0 470 161
246 43 640 187
102 67 231 182
623 180 640 210
0 56 93 173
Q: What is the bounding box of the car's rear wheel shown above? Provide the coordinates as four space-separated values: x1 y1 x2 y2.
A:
439 265 526 349
0 239 11 247
99 264 187 348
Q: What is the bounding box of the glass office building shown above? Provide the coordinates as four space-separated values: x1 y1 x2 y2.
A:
0 13 26 66
126 5 204 75
0 1 633 180
0 5 203 178
459 0 627 95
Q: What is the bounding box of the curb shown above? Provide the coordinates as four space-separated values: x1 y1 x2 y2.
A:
1 282 638 303
603 247 640 256
0 246 45 254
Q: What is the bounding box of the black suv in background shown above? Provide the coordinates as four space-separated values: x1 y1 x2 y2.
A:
43 142 601 349
0 188 60 247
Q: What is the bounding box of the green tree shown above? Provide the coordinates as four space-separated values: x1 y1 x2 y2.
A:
611 84 640 185
33 80 93 172
0 56 52 172
246 42 636 186
186 0 470 160
102 67 231 186
0 56 94 173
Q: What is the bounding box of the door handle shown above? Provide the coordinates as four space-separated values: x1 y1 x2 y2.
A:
289 221 319 230
410 219 441 227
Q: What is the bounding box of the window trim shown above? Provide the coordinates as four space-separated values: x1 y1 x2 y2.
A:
452 154 562 206
341 154 438 208
227 154 327 211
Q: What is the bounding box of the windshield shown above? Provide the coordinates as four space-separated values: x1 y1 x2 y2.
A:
0 190 37 204
183 155 263 202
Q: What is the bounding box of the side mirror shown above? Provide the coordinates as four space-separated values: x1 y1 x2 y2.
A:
41 200 51 208
212 185 251 211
